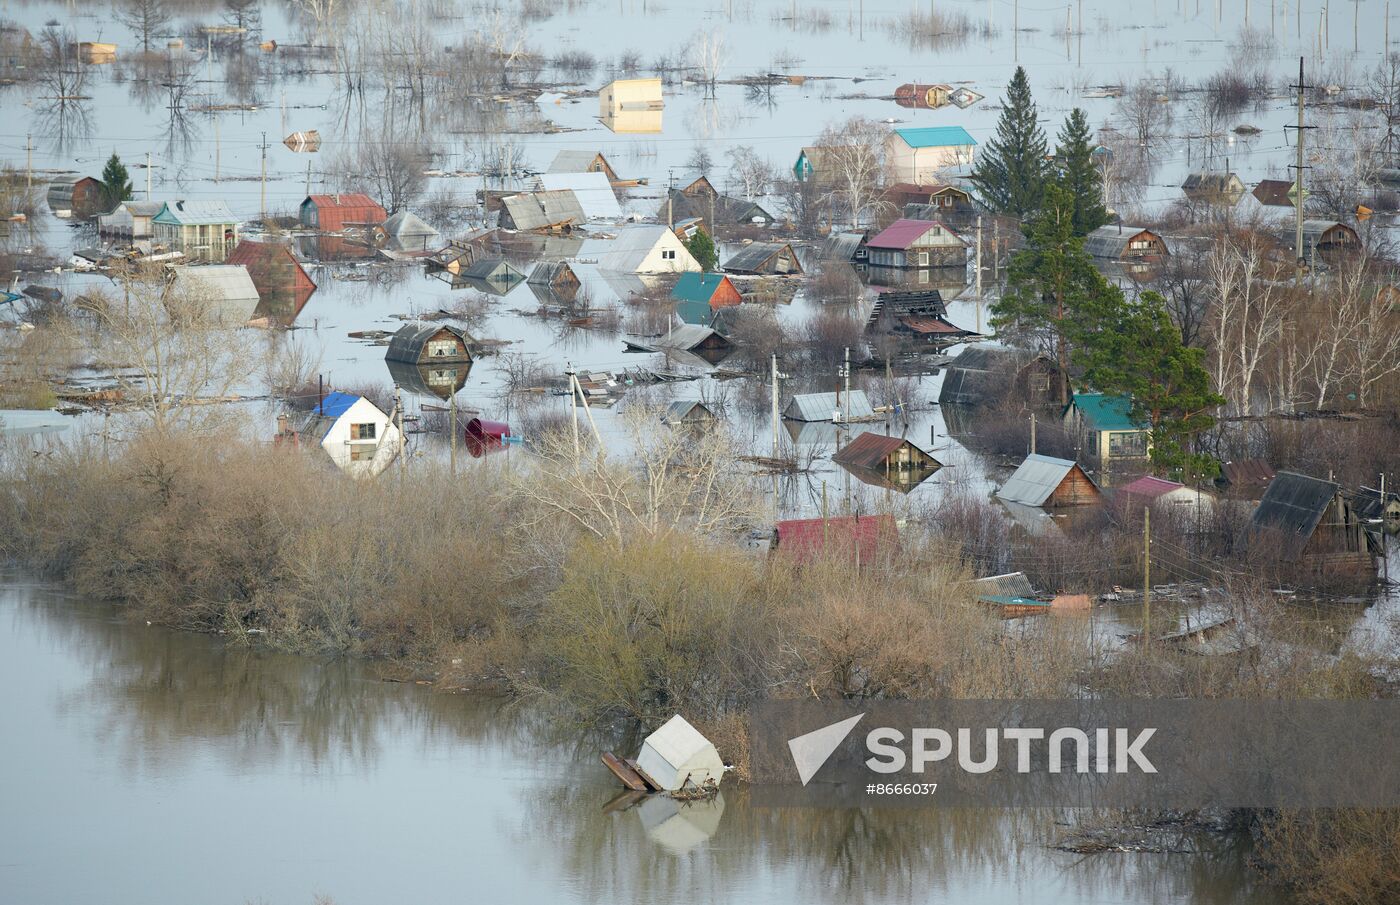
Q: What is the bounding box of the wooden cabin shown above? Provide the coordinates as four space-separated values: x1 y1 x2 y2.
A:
1083 225 1169 261
47 176 103 218
888 181 973 214
833 431 942 476
862 219 968 269
299 193 387 231
894 83 952 109
722 242 803 275
661 400 717 427
996 454 1102 508
547 150 621 183
1063 393 1151 466
1248 471 1378 580
1181 171 1246 205
938 345 1063 410
528 261 584 300
383 322 475 366
1300 220 1361 263
226 239 317 308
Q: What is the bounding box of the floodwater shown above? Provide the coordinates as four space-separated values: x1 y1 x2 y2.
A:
0 578 1279 905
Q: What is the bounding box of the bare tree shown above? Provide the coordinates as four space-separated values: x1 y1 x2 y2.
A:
814 116 889 227
1205 227 1287 415
686 145 713 177
691 30 725 98
114 0 171 54
726 145 772 199
328 136 435 213
1114 79 1173 153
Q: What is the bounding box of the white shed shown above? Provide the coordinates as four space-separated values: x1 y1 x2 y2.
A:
637 792 725 854
634 715 725 791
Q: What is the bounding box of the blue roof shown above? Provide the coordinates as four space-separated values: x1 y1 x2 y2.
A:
315 391 360 420
893 126 977 148
1070 393 1143 432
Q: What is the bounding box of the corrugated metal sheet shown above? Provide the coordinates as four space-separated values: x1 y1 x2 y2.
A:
623 324 730 353
1219 458 1276 491
783 390 875 422
866 219 946 250
499 190 586 230
722 242 802 275
972 572 1037 599
832 432 938 470
822 231 865 262
662 400 714 424
773 514 898 566
171 264 259 302
1248 471 1341 560
538 172 622 220
301 194 387 231
1070 393 1140 431
892 126 977 148
154 199 239 226
996 454 1079 507
1119 475 1185 500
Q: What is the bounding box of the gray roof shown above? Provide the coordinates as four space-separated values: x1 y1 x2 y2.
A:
461 257 525 283
662 400 715 424
171 264 259 303
1301 220 1354 242
383 210 439 241
937 344 1052 406
499 190 586 230
722 242 801 274
383 321 474 364
548 150 609 173
1248 471 1342 561
623 324 730 353
995 454 1081 507
822 231 865 262
783 390 875 422
1083 225 1152 259
154 199 239 225
538 172 622 220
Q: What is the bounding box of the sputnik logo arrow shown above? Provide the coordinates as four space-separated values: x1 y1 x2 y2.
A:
787 713 866 785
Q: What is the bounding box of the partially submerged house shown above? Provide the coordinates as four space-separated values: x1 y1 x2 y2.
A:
169 264 260 324
538 172 622 220
971 572 1050 618
865 288 978 348
894 83 952 109
661 399 717 427
937 345 1062 409
1083 225 1169 261
299 193 387 231
497 190 586 231
547 149 621 183
1063 393 1151 465
225 239 317 312
623 323 732 357
152 200 240 262
1355 486 1400 527
583 225 701 274
783 390 876 423
383 322 474 366
833 432 942 486
599 78 663 132
1181 171 1246 205
771 514 899 566
862 219 968 269
1117 475 1215 520
528 260 585 301
1215 458 1276 499
377 210 439 253
821 230 869 264
459 257 526 293
1247 472 1377 578
672 272 743 311
1298 220 1361 262
661 188 774 229
47 175 103 218
1252 179 1298 208
885 126 977 183
98 200 163 241
281 391 403 478
722 242 803 275
996 454 1102 508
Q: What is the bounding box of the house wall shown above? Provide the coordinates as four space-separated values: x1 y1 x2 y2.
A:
318 397 403 477
154 221 239 262
1047 469 1100 507
885 135 975 183
637 231 702 273
417 329 472 364
710 278 743 308
600 78 663 114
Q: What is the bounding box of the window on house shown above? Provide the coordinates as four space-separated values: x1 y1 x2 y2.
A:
350 445 374 461
661 249 676 260
1030 375 1051 393
918 251 930 266
1108 431 1147 457
427 339 457 358
351 423 377 441
1130 239 1151 250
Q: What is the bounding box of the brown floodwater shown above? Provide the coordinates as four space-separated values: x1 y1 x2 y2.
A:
0 580 1279 904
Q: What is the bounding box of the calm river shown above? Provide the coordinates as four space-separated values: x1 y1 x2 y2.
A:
0 580 1277 905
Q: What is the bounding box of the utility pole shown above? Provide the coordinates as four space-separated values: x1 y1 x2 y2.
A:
395 387 405 479
259 131 268 224
566 361 579 458
1287 58 1313 279
25 133 32 190
306 160 312 197
214 118 220 183
1142 507 1152 647
1030 412 1037 455
771 352 781 458
975 214 983 333
145 151 152 199
1382 472 1390 583
449 391 457 476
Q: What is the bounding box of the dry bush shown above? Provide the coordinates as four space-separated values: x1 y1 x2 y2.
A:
1255 810 1400 905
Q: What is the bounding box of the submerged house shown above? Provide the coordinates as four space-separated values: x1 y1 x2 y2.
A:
833 432 941 490
497 190 586 231
299 193 387 231
885 126 977 183
771 514 899 566
1247 472 1377 579
865 288 977 348
722 242 803 275
1181 171 1246 205
170 264 260 324
599 78 663 133
862 219 968 269
1298 220 1361 262
47 175 103 218
460 257 526 293
528 260 585 301
660 188 774 229
661 399 717 427
1216 458 1277 499
225 239 317 310
783 390 876 423
282 391 403 478
538 172 622 220
894 83 953 109
377 210 439 253
384 323 474 399
996 454 1102 508
584 225 701 274
547 149 621 183
1252 179 1298 208
1083 225 1169 261
152 200 240 262
1063 393 1151 465
937 345 1062 409
1117 475 1215 520
672 272 743 312
98 200 163 240
623 323 732 357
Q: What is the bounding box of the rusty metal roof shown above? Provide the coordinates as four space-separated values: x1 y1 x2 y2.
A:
832 432 938 470
773 514 898 566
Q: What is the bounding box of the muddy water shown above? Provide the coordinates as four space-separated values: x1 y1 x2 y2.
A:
0 580 1277 905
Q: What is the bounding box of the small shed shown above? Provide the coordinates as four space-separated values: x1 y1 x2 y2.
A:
299 193 387 231
379 210 439 253
634 715 725 792
996 454 1102 508
833 432 941 474
1181 171 1246 205
47 175 103 218
863 219 967 269
497 190 586 231
661 400 717 427
771 514 899 566
822 231 869 263
722 242 803 275
1063 393 1150 463
937 345 1062 409
170 264 260 324
1300 220 1361 261
384 322 474 366
1083 225 1169 260
783 390 875 423
226 239 317 306
1247 471 1377 574
671 272 743 310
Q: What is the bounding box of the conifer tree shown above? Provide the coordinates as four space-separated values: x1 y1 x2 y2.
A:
99 153 133 212
1054 108 1108 236
686 230 718 272
969 66 1049 217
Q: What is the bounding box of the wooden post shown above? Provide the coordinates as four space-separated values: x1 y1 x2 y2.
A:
1030 412 1037 455
771 352 780 457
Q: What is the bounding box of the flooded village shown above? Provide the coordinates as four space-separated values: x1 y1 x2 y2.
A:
1 0 1399 903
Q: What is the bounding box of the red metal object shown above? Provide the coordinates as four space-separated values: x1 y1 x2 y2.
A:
464 418 511 457
772 514 898 566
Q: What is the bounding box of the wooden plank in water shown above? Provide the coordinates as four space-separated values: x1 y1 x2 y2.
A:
601 751 649 791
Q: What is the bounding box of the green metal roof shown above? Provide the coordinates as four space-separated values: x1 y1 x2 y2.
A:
893 126 977 149
675 298 715 326
671 272 728 303
1070 393 1143 432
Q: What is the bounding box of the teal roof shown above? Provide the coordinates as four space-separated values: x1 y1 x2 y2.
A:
1070 393 1143 432
893 126 977 149
978 595 1050 608
675 298 715 326
671 272 728 304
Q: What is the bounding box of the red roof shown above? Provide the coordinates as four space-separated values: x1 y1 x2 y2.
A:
865 218 963 250
773 514 898 566
900 315 966 335
301 193 387 231
1119 475 1185 500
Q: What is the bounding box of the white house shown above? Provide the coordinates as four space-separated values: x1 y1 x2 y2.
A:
885 126 978 184
287 391 403 478
581 224 700 274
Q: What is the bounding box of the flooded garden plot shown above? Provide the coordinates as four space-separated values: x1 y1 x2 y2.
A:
1 0 1400 902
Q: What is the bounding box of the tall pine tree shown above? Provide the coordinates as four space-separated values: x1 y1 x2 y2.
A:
969 66 1048 217
1054 108 1108 236
98 153 133 212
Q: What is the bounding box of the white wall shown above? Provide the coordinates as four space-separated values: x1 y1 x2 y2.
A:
319 397 404 478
